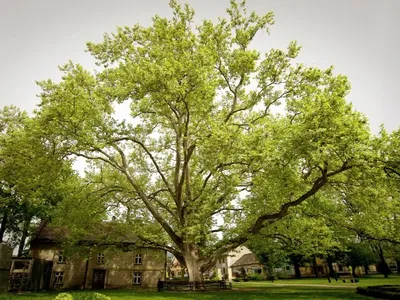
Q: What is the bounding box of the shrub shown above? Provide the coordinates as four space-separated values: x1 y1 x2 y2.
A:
210 275 221 281
74 292 110 300
275 270 287 279
356 285 400 300
266 274 277 281
54 293 73 300
247 273 264 281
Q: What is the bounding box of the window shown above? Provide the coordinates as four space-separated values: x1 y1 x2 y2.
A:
97 253 105 264
133 272 141 285
12 261 30 271
54 272 64 285
286 266 290 271
135 254 142 265
58 251 66 264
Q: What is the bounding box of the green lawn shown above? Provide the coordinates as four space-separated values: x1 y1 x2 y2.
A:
235 274 400 288
1 276 399 300
0 288 370 300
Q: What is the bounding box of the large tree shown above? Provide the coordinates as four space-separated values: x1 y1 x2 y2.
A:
36 1 377 282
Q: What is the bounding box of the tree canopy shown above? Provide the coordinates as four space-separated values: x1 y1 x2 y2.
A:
28 0 399 282
0 106 75 254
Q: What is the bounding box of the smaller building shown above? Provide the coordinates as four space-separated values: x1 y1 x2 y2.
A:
214 246 252 281
9 257 52 291
230 252 263 277
28 223 167 290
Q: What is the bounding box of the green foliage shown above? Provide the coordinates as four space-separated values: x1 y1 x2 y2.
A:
275 270 287 279
345 243 377 269
74 293 110 300
0 106 76 249
247 273 264 281
356 285 400 300
52 293 110 300
54 293 73 300
26 0 399 280
210 275 221 281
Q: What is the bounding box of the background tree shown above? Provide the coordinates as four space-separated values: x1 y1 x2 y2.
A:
34 0 385 283
344 242 377 277
0 106 75 255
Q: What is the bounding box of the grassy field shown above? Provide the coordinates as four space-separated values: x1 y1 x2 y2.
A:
1 276 398 300
235 274 400 288
0 288 370 300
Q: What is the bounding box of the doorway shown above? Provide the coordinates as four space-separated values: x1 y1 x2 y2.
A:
92 269 106 289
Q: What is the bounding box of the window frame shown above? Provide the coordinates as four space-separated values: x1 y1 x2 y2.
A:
97 253 105 264
54 271 64 285
134 254 142 265
58 251 66 264
133 272 141 285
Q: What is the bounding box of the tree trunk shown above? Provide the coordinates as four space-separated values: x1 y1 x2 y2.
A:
377 244 390 278
17 217 31 257
290 255 302 278
313 256 320 278
351 264 356 277
396 260 400 275
186 262 204 283
326 255 335 278
364 264 369 275
0 212 8 242
294 260 301 279
182 244 205 288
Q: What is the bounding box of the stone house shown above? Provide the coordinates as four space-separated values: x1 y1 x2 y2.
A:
214 246 252 281
230 252 326 278
28 223 166 290
230 252 264 277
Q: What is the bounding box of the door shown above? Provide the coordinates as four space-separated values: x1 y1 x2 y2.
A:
42 261 53 290
92 269 106 289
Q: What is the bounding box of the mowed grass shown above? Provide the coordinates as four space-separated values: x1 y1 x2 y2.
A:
0 288 371 300
235 274 400 288
1 276 399 300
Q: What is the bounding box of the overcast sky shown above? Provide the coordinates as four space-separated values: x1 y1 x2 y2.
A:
1 0 399 133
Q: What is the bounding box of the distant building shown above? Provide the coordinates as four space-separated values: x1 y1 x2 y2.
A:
24 223 166 290
214 246 252 281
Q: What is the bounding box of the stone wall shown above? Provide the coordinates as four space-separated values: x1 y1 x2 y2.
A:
0 243 12 292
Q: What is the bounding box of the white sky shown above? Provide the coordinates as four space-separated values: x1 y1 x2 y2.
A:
0 0 399 133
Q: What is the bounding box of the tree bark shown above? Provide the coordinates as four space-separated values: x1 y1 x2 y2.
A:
182 244 205 288
377 244 390 278
364 264 369 275
351 264 356 277
0 212 8 242
326 255 335 278
17 217 31 257
294 261 301 279
313 256 320 278
290 255 302 278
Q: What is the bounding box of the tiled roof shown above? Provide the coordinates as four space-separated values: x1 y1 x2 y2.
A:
230 253 260 267
31 222 138 245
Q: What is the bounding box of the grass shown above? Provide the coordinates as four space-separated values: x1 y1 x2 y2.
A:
0 288 371 300
235 274 400 288
1 275 399 300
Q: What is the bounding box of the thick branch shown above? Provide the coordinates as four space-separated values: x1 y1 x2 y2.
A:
112 137 176 199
